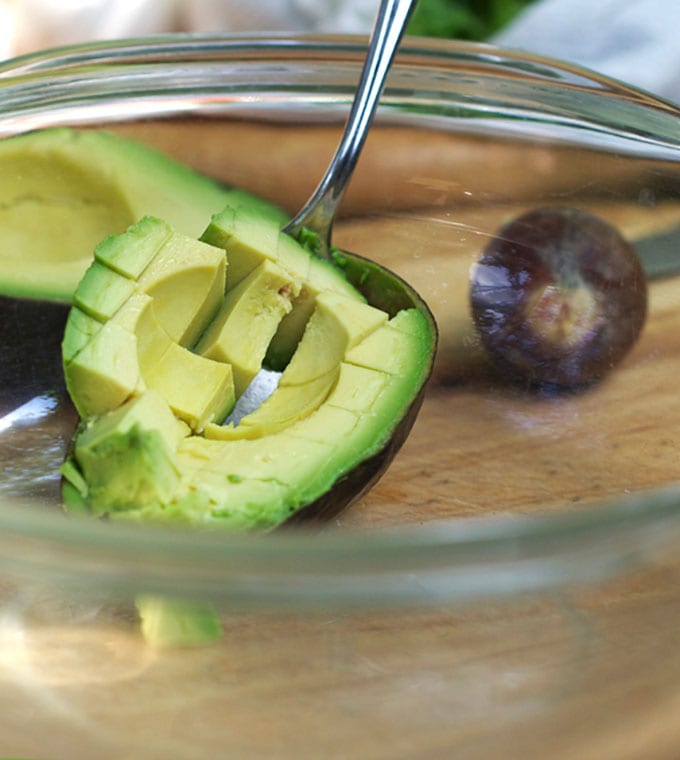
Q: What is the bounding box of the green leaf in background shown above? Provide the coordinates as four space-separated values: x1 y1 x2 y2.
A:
407 0 537 40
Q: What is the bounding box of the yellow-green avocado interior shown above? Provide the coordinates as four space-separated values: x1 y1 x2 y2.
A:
61 207 434 530
0 128 285 301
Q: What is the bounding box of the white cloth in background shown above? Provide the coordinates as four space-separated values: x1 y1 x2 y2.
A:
0 0 178 55
493 0 680 104
185 0 377 34
0 0 377 58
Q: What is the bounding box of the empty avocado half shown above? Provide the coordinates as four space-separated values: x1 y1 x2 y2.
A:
61 205 436 530
0 128 285 301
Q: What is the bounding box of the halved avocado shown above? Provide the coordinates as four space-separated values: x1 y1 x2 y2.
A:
0 128 286 301
61 207 437 530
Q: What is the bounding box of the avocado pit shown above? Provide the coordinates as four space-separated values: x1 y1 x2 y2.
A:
470 206 647 388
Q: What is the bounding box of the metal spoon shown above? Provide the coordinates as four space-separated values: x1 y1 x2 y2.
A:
283 0 418 260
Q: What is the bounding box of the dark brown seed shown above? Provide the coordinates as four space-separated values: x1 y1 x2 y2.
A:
470 207 647 388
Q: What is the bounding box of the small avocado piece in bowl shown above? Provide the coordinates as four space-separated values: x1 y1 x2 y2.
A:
0 127 286 302
61 207 437 529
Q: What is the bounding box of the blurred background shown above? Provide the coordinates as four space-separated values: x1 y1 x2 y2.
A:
0 0 678 104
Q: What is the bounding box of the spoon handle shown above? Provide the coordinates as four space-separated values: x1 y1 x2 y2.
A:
283 0 417 259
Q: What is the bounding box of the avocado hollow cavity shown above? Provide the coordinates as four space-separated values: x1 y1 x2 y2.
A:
62 207 437 530
0 128 287 302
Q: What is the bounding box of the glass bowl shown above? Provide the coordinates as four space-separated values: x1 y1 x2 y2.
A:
1 34 680 759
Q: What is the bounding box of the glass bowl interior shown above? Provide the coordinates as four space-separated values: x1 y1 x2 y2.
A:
1 34 680 606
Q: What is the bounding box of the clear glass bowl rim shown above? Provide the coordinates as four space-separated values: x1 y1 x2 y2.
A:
1 33 680 606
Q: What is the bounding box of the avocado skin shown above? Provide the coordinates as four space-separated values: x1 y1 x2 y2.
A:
284 378 428 526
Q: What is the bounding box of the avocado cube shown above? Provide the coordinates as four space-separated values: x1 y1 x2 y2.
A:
196 259 300 396
94 215 172 279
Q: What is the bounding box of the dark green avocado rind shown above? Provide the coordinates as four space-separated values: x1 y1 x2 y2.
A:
0 127 286 302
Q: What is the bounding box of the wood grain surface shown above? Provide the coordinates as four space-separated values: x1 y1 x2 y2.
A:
335 208 680 528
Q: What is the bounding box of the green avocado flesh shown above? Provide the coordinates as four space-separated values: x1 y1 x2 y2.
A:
62 211 435 530
0 128 285 301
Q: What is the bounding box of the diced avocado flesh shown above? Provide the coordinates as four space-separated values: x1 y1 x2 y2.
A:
201 205 364 369
63 217 233 424
203 369 339 441
135 232 227 347
70 390 186 514
62 204 435 531
281 291 388 385
0 127 286 301
196 259 301 396
64 319 143 417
